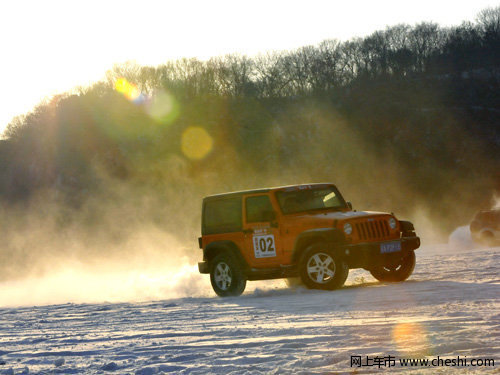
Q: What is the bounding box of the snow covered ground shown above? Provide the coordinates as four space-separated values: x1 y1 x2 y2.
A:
0 228 498 374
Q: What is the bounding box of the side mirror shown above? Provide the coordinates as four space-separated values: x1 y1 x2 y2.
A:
347 202 353 210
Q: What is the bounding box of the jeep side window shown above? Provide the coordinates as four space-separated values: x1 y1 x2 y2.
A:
246 195 274 223
203 197 242 234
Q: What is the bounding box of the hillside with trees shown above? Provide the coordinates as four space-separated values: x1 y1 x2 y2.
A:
0 8 498 278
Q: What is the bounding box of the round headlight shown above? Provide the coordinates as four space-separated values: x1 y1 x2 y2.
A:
388 218 397 229
343 223 352 235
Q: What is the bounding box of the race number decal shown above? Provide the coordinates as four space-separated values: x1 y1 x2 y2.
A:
253 234 276 258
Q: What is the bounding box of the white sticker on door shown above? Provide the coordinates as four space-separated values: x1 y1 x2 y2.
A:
253 234 276 258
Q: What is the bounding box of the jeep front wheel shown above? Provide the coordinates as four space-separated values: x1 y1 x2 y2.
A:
299 243 349 290
210 253 246 297
370 250 416 282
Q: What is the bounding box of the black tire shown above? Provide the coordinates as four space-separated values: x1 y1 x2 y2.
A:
210 252 246 297
370 250 416 282
299 242 349 290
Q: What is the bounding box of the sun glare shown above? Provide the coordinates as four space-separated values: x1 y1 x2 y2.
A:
115 77 142 102
392 322 430 357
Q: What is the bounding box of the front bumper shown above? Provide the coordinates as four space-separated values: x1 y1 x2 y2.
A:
341 236 420 269
198 261 210 274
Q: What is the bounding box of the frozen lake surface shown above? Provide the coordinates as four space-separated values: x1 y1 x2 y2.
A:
0 239 498 374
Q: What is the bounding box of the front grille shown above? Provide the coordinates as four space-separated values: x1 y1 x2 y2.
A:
355 219 390 241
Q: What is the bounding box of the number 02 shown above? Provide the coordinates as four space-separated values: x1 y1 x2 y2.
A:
259 237 274 252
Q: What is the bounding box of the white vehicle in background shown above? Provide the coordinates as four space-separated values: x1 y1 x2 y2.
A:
470 209 500 246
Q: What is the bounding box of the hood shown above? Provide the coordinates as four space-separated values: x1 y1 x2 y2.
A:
293 210 392 221
281 210 394 229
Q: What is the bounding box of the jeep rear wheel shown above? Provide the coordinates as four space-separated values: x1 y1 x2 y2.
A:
370 250 416 282
299 243 348 290
210 253 246 297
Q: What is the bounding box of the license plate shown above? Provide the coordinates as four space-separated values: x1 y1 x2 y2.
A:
381 241 401 253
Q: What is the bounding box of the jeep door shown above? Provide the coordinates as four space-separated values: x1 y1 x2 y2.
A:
242 194 284 267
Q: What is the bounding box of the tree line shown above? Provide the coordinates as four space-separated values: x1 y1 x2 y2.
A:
0 7 499 236
100 7 499 100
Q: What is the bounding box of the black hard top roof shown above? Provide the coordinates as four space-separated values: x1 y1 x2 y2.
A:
203 183 336 201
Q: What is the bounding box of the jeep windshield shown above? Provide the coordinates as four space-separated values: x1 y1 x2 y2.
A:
276 186 347 214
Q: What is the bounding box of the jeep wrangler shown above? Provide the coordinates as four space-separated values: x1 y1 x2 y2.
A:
470 209 500 246
198 183 420 296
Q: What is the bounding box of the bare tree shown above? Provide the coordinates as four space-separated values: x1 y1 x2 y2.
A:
476 6 500 36
254 52 290 97
212 54 256 97
408 22 443 73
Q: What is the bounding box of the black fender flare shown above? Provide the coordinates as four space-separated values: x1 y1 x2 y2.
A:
292 228 346 263
399 220 416 237
204 240 248 270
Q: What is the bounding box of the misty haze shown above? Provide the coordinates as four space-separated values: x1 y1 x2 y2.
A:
0 3 498 374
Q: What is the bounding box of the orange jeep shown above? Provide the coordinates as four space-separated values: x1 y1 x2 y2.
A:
198 183 420 296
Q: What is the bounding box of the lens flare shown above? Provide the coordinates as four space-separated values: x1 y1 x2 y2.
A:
392 322 430 357
115 77 142 102
181 127 213 160
147 90 179 124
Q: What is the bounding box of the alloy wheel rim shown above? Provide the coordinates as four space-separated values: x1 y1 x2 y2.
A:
307 252 336 284
214 262 232 290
